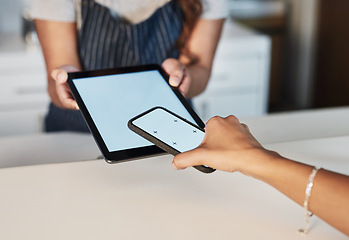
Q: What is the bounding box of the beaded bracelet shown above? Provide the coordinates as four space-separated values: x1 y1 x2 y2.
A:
299 166 321 234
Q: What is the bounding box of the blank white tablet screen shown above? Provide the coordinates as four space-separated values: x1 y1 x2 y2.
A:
72 70 195 152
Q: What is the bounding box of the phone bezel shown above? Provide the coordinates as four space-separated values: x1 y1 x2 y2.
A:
128 106 215 173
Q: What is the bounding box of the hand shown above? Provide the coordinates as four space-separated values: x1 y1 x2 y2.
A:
50 65 80 110
162 58 192 97
172 115 270 174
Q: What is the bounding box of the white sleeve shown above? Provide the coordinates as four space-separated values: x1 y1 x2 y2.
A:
31 0 76 22
201 0 229 20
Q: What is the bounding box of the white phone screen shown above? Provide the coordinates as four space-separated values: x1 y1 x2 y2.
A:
132 108 205 153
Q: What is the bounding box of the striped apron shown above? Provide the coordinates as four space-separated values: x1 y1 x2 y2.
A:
44 0 184 132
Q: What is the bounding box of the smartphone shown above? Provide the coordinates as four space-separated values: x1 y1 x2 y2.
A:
128 107 215 173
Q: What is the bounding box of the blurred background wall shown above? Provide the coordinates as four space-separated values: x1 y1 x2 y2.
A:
0 0 31 51
230 0 349 111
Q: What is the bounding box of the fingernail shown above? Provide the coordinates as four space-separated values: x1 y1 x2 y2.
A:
75 103 79 110
58 72 65 82
171 162 179 170
170 77 180 87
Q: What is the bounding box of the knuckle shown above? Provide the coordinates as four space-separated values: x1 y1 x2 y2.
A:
226 115 239 122
207 116 223 124
173 69 184 77
51 70 58 79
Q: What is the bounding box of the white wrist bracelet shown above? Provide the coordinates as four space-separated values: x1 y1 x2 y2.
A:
299 166 321 234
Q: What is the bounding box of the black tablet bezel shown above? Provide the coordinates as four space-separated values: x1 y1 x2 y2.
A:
67 64 205 163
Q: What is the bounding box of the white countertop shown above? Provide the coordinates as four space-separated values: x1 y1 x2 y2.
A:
0 132 100 168
0 107 348 239
0 135 348 240
243 106 349 144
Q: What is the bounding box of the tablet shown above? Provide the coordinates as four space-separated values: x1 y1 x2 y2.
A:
67 65 205 163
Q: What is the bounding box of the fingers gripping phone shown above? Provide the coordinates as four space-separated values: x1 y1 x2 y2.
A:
128 107 215 173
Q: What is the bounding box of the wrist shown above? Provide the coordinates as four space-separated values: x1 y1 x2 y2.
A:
185 65 210 98
47 82 62 108
237 148 286 181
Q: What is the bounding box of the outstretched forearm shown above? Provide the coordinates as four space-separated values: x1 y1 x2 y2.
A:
238 149 349 236
35 19 81 108
173 115 349 236
179 18 225 98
